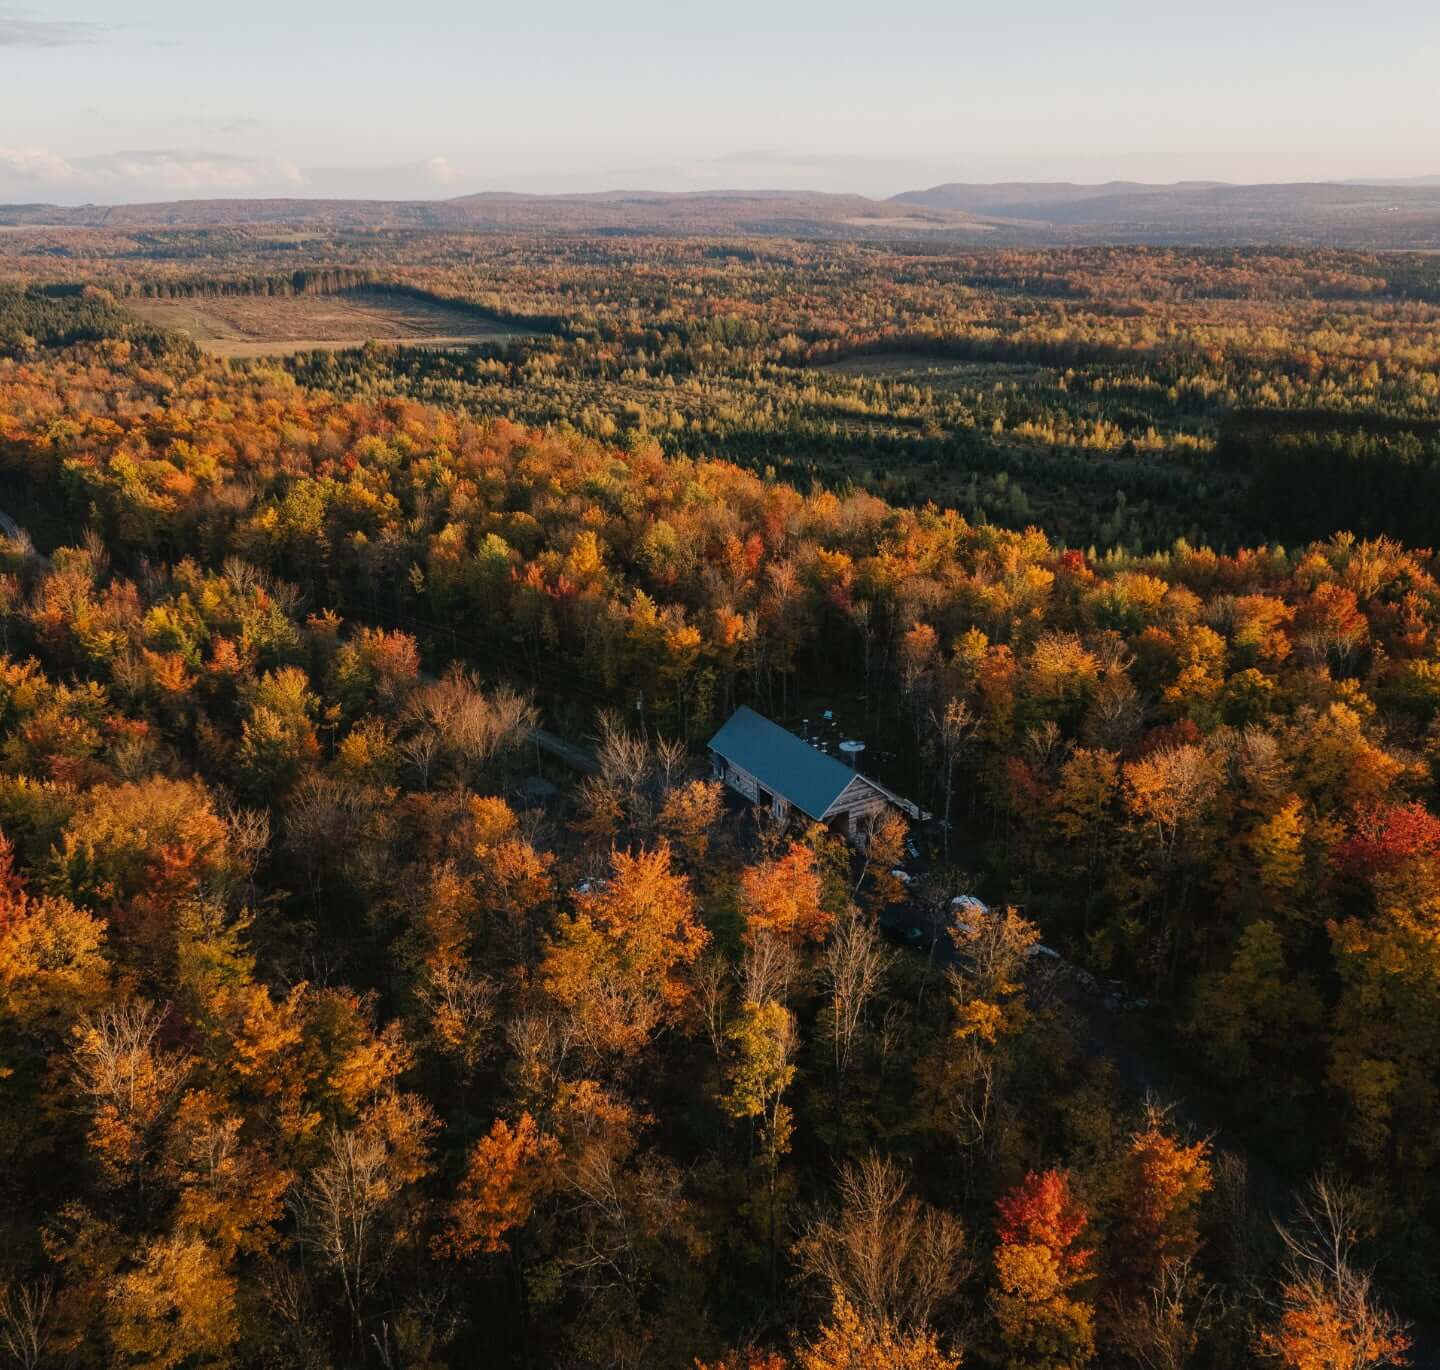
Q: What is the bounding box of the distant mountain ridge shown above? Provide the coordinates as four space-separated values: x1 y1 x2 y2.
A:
4 179 1440 247
0 189 986 236
1345 175 1440 187
891 179 1440 227
888 180 1230 212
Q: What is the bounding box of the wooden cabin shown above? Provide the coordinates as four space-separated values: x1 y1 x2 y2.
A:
707 706 927 839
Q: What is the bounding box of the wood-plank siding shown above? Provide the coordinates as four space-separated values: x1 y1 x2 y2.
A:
822 772 894 825
713 753 893 833
713 756 794 822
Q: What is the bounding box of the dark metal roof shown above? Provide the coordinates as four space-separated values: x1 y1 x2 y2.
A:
708 706 860 819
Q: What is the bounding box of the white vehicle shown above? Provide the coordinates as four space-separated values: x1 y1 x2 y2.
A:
949 894 989 937
949 894 989 914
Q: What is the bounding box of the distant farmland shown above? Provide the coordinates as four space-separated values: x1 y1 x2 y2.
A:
126 287 536 357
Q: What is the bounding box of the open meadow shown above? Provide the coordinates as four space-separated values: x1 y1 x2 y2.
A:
125 285 535 356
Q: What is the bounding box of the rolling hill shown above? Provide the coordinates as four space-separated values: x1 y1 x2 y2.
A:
891 180 1440 244
4 180 1440 247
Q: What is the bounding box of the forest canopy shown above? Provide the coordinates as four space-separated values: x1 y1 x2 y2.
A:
0 239 1436 1369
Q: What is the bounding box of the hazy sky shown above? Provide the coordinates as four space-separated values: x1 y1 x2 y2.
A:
3 0 1437 203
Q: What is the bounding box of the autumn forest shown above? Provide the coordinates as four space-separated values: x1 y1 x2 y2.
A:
0 225 1438 1370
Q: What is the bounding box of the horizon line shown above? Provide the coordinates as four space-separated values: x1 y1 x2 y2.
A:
7 173 1440 212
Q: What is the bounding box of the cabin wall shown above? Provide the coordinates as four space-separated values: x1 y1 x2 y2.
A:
712 752 758 802
823 774 894 828
711 742 916 837
712 752 801 823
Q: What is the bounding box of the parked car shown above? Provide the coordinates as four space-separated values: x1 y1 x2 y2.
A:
948 894 989 936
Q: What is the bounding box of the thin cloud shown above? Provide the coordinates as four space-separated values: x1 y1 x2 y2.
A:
427 155 460 186
0 7 108 46
0 146 307 196
0 147 76 183
75 149 306 192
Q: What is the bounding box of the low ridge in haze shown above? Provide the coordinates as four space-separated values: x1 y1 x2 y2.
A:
4 179 1440 247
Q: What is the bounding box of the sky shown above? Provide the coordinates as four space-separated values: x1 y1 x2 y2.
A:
2 0 1438 204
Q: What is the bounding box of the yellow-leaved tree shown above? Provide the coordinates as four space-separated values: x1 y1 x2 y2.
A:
542 841 708 1060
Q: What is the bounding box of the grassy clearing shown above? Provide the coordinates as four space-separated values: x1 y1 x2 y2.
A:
817 351 1053 386
126 287 534 357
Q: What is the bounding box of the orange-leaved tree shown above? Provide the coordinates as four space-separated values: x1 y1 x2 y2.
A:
739 841 830 945
797 1293 963 1370
1255 1178 1409 1370
542 841 708 1059
437 1112 561 1259
1112 1105 1213 1297
991 1169 1095 1369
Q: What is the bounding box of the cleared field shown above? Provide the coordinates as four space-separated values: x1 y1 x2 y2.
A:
840 215 994 232
126 288 534 357
818 352 1051 384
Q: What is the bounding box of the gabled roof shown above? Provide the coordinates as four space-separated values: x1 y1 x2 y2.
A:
834 769 931 824
708 706 861 820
